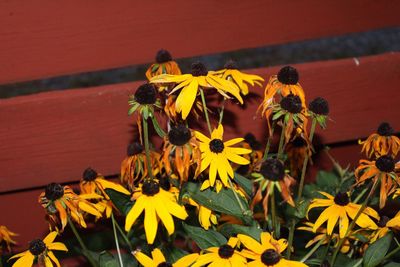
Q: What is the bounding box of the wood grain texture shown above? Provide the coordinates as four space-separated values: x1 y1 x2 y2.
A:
0 53 399 193
1 0 399 84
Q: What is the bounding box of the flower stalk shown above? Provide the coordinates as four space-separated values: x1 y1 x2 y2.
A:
142 116 154 179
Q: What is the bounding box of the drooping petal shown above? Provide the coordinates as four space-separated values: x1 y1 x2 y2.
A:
154 197 175 235
125 196 146 231
11 253 35 267
144 200 158 244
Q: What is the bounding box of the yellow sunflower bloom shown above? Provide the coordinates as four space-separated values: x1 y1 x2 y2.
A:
150 62 243 119
133 248 192 267
307 192 379 238
0 225 17 252
191 237 247 267
195 124 251 187
238 232 307 267
9 232 67 267
39 183 102 232
360 122 400 158
211 60 264 95
145 49 182 81
355 155 400 209
125 179 188 244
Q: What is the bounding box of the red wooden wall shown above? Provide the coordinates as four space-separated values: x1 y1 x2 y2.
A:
0 1 399 264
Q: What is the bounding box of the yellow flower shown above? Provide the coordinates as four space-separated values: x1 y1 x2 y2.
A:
355 155 400 209
150 62 243 119
195 124 251 187
360 122 400 158
9 232 67 267
191 237 247 267
307 192 379 238
125 179 188 244
133 248 193 267
145 49 182 81
39 183 102 232
238 232 307 267
0 225 17 252
370 213 400 243
211 60 264 95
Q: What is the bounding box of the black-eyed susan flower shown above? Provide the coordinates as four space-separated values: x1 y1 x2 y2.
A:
308 97 330 129
150 62 243 119
128 83 162 117
9 232 67 267
121 142 160 189
211 60 264 95
355 155 400 208
238 232 307 267
251 159 296 215
0 225 17 253
360 122 400 158
133 247 192 267
162 124 201 183
307 191 379 238
191 237 247 267
145 49 182 81
39 183 102 232
370 214 400 243
125 179 188 244
195 124 251 187
285 136 312 177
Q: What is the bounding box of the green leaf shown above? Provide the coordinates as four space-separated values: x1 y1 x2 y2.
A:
383 262 400 267
151 115 166 137
99 251 119 267
162 246 188 263
105 188 134 215
363 233 393 267
316 170 340 190
233 172 253 196
182 223 227 249
219 222 262 241
186 182 251 221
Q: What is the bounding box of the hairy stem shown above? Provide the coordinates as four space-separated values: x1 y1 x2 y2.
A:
277 122 286 160
262 122 276 161
200 89 212 134
142 116 154 179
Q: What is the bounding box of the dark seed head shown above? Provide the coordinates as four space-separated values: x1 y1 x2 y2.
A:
280 94 302 114
244 133 262 150
377 122 394 136
209 139 224 153
224 60 239 69
83 167 97 181
277 66 299 85
218 244 235 259
378 216 390 227
375 155 395 173
29 239 46 255
141 180 160 196
134 83 157 105
158 176 171 191
45 183 64 201
168 125 191 146
157 263 173 267
127 142 144 156
309 97 329 116
261 249 281 265
155 49 172 64
334 192 350 206
191 62 208 77
260 159 285 181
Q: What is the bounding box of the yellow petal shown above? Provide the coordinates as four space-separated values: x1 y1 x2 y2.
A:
237 234 264 254
174 253 199 267
11 253 35 267
144 200 158 244
224 138 244 147
175 79 198 119
125 196 146 231
48 251 61 267
154 197 175 235
133 251 154 266
43 231 58 245
211 124 224 140
97 178 130 195
47 242 68 252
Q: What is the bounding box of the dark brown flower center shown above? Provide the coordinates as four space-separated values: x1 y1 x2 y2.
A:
157 263 172 267
134 83 157 104
261 249 281 265
218 244 234 259
29 239 46 255
224 60 238 69
209 139 224 153
334 192 350 206
142 180 160 196
280 94 302 114
127 142 144 156
378 216 390 227
191 62 208 77
309 97 329 116
260 159 285 181
83 167 97 181
155 49 172 64
277 66 299 85
168 125 191 146
244 133 261 150
375 155 395 173
45 183 64 201
377 122 394 136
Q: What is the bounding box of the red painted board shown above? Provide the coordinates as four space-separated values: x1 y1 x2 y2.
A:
0 53 399 193
0 0 399 84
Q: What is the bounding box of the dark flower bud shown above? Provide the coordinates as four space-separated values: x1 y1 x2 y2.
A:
218 244 235 259
209 139 224 153
155 49 172 64
277 66 299 85
142 180 160 196
29 239 46 255
45 183 64 200
134 83 157 104
127 142 144 156
168 125 191 146
191 62 208 77
334 192 350 206
280 94 302 114
375 155 395 173
261 249 281 265
260 159 285 181
309 97 329 115
83 167 98 181
377 122 394 136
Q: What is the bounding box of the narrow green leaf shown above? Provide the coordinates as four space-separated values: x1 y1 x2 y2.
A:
99 251 119 267
182 223 226 249
363 233 393 267
151 115 166 137
233 172 253 196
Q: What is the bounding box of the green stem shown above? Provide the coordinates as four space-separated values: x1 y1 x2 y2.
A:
300 238 324 262
228 178 247 215
262 122 276 161
218 99 225 125
111 213 124 267
270 188 278 238
114 218 134 252
321 234 332 260
353 258 363 267
277 122 286 160
68 217 98 267
200 89 212 134
142 116 154 179
382 245 400 261
296 118 317 203
286 220 295 259
330 180 379 265
353 186 368 204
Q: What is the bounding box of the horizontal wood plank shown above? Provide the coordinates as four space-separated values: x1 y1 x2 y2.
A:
0 0 399 84
0 53 399 193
